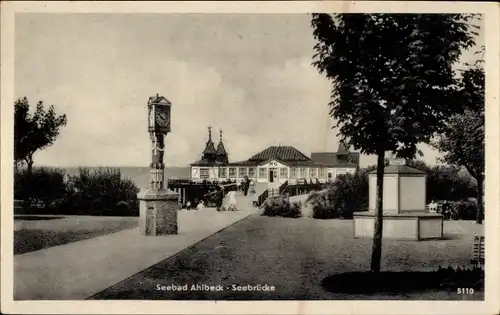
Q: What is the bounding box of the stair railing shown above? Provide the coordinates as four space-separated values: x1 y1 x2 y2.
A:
257 189 269 207
278 180 289 195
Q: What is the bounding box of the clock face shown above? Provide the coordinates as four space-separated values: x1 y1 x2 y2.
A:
156 111 169 128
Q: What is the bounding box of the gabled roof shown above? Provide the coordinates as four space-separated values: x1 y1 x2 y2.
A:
148 94 171 105
311 152 360 166
311 153 338 165
248 146 310 162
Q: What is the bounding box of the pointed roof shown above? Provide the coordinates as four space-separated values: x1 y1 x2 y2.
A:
216 129 228 156
148 93 171 105
248 146 310 162
202 126 216 155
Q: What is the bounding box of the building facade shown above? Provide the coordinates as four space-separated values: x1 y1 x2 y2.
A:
190 127 360 184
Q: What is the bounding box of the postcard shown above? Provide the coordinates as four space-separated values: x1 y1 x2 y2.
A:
1 1 499 314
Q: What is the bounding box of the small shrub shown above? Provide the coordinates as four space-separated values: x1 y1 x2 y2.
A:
283 201 302 218
261 196 302 218
438 200 478 220
307 189 337 219
455 200 478 220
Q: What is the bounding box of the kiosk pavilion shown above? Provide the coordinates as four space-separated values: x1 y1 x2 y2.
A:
190 127 360 184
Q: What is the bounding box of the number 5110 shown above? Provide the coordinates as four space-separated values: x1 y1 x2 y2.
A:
457 288 475 294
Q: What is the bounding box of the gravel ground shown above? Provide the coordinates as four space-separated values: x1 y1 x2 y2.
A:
90 216 483 300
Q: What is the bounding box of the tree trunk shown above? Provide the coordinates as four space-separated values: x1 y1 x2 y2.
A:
370 148 385 272
27 155 34 174
476 174 484 224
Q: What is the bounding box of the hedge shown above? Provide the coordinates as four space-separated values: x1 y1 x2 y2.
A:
14 167 67 208
14 167 140 216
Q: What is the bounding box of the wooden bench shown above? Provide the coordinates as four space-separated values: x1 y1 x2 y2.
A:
471 235 485 266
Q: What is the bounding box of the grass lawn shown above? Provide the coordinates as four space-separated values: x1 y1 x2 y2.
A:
14 215 138 255
90 216 483 300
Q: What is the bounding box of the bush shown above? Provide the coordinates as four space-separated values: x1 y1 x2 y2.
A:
14 167 67 213
307 189 337 219
63 167 140 216
261 196 302 218
307 169 369 219
438 200 478 220
455 200 479 220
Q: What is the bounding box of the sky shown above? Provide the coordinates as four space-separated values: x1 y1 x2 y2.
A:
15 13 484 167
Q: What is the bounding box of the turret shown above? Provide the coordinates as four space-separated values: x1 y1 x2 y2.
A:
201 126 217 162
216 129 229 164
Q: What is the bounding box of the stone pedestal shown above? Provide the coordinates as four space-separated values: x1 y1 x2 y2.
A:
138 188 179 236
353 165 443 240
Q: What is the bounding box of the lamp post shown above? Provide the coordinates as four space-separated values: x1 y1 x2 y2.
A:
137 94 178 236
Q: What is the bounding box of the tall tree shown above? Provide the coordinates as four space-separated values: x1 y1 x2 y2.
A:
311 14 478 272
434 60 485 223
14 97 67 173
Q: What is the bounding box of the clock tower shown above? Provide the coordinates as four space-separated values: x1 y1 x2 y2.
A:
138 94 178 236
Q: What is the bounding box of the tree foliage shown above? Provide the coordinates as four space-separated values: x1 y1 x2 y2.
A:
14 97 67 172
311 13 478 158
434 63 484 179
433 60 485 223
311 13 479 271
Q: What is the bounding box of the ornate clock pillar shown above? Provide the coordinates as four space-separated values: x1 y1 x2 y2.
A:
137 94 179 236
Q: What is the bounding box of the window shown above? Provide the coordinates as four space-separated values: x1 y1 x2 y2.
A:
200 168 209 179
218 167 227 178
319 168 326 178
229 167 236 178
259 168 266 178
280 167 288 178
248 167 256 178
309 168 317 178
239 167 247 178
300 168 307 178
290 168 297 179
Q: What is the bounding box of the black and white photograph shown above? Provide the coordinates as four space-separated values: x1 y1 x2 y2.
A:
1 1 499 315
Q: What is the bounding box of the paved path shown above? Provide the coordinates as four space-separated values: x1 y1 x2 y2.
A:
15 197 255 300
90 217 484 300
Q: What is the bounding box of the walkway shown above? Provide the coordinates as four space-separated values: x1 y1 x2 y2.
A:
15 193 255 300
90 217 484 300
